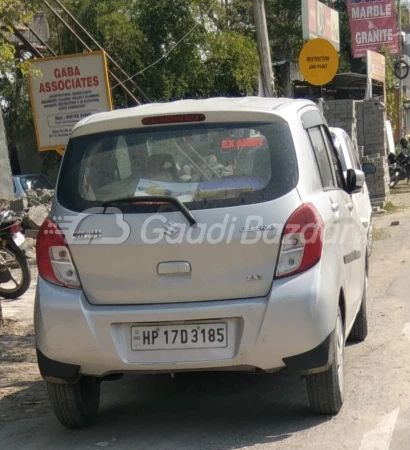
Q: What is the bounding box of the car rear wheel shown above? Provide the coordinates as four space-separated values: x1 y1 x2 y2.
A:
348 274 368 342
306 308 344 415
47 376 101 429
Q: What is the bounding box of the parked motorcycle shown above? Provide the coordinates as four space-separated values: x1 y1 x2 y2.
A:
0 210 31 299
388 151 410 188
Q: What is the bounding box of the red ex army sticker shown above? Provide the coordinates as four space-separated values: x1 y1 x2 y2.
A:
221 138 264 151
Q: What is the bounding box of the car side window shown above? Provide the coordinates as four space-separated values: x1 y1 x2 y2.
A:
331 132 348 172
344 134 361 170
321 127 344 189
307 127 335 189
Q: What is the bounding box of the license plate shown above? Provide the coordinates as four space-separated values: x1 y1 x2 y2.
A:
131 323 228 351
12 232 25 247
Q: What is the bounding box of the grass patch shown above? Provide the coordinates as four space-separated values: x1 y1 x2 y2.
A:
373 228 389 241
383 202 400 213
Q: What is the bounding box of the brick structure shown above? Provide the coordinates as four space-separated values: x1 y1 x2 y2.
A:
324 99 390 208
357 101 390 208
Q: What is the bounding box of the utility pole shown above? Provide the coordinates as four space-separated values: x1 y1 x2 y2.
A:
252 0 276 97
399 0 403 139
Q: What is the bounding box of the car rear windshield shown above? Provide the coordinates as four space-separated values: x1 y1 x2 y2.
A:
57 122 298 212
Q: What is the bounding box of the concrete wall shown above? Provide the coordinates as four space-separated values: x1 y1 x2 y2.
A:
357 101 390 207
325 100 358 149
324 99 390 208
11 130 59 187
0 110 14 199
15 134 42 175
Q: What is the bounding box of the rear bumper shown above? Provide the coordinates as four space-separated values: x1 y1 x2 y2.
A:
36 349 80 384
37 332 334 383
35 263 339 379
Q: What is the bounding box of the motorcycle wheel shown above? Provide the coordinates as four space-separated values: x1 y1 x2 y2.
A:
0 244 31 299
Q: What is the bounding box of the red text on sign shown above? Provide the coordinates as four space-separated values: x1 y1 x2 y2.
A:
38 66 100 93
54 66 81 78
221 138 264 149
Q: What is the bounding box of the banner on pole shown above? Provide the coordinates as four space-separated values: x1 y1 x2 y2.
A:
346 0 399 58
367 50 386 83
28 51 112 152
366 50 386 103
302 0 340 51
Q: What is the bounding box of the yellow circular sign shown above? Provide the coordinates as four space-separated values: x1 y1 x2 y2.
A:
299 38 339 86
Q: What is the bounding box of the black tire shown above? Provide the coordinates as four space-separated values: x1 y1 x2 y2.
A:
348 274 368 342
0 244 31 299
394 59 410 80
306 308 344 415
47 376 101 429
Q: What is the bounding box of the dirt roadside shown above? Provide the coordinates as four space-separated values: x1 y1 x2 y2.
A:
2 188 410 450
0 269 47 424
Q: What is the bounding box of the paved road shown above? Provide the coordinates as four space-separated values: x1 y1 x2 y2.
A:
2 208 410 449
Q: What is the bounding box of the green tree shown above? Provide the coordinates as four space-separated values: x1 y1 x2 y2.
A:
131 0 207 101
204 30 259 96
265 0 303 62
0 0 41 73
198 0 254 35
0 0 39 325
379 47 398 129
55 0 146 107
130 0 258 100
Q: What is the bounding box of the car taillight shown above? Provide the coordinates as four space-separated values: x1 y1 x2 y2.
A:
275 203 324 279
36 218 80 288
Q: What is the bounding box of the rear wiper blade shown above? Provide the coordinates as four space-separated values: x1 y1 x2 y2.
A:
102 195 197 227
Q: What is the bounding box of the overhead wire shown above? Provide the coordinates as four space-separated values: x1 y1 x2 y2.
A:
112 0 219 89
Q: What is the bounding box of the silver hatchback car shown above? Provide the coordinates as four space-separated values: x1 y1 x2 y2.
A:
35 97 373 428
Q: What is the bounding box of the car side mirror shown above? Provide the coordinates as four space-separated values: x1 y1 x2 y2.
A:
362 162 376 176
346 169 365 194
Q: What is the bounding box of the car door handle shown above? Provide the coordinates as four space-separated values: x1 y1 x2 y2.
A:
330 202 340 213
157 261 192 276
346 203 354 212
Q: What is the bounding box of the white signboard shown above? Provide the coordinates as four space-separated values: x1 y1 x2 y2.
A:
302 0 340 51
28 51 112 152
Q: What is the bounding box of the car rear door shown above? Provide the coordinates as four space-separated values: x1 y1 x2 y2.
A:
55 115 301 306
327 129 366 316
307 124 363 326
